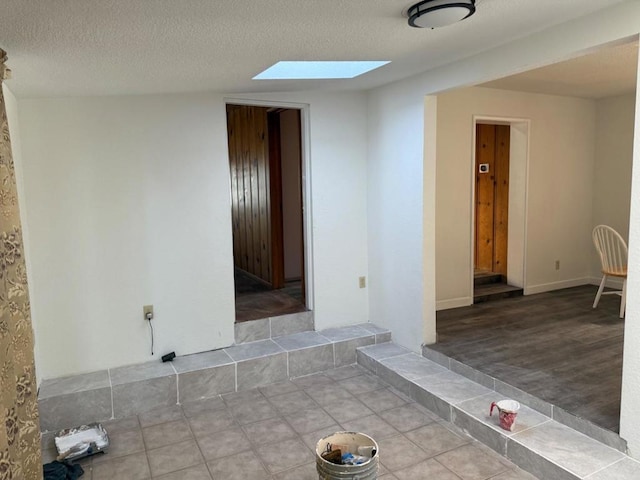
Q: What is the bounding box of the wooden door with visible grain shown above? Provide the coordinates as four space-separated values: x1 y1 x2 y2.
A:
475 124 510 275
227 104 273 285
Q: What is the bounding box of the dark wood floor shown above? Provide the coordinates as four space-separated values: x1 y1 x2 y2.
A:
234 268 306 323
432 285 624 432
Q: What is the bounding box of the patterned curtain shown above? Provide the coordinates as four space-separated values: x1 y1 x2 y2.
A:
0 49 42 479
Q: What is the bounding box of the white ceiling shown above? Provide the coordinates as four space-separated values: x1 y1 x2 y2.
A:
0 0 629 98
480 40 638 99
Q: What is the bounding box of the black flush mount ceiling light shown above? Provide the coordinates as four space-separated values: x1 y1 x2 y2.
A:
407 0 476 28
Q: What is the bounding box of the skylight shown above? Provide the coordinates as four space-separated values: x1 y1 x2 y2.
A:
253 61 390 80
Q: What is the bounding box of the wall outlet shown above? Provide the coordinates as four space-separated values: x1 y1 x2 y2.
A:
359 276 366 289
555 260 560 271
143 305 154 321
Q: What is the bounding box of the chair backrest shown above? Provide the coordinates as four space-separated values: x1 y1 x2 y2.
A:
592 225 628 276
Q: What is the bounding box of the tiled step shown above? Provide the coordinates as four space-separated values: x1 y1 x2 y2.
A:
356 342 640 480
234 310 315 344
421 346 626 453
474 283 523 303
38 323 391 433
474 272 504 286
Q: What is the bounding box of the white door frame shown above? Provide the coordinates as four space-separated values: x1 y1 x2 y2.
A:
224 98 315 311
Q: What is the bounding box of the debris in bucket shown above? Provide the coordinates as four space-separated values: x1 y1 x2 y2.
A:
342 452 369 465
357 445 377 457
321 441 376 465
321 448 342 464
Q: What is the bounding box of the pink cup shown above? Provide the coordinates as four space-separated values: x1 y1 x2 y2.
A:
490 400 520 431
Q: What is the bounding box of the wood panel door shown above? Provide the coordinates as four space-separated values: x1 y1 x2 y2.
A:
475 123 510 275
227 104 274 285
267 110 285 289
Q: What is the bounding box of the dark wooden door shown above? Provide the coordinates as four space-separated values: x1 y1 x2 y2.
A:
267 110 285 289
227 104 275 285
475 124 510 275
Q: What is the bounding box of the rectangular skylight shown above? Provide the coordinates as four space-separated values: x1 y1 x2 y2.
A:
253 61 390 80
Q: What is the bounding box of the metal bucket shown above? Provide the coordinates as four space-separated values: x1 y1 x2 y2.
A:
316 431 379 480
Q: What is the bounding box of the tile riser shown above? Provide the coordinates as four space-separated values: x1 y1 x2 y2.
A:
234 311 314 344
38 324 389 432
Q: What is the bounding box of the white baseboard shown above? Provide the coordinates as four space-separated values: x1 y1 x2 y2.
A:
588 276 625 289
438 277 614 307
436 296 473 311
524 278 591 295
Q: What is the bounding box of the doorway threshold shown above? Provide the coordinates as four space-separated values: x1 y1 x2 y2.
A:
473 271 523 303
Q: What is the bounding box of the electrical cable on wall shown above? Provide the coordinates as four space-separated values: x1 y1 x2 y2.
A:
148 319 154 355
144 306 155 356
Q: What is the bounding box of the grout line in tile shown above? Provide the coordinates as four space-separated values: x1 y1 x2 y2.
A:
182 413 207 473
204 459 215 479
376 352 410 362
107 369 114 420
221 349 235 363
452 391 497 406
332 343 336 368
176 372 180 405
234 361 238 392
510 420 549 437
143 451 153 478
511 417 625 461
433 456 469 479
505 435 587 479
268 317 272 339
170 362 180 405
138 420 153 477
581 456 626 479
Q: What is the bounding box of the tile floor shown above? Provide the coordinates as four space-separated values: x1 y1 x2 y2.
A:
43 365 538 479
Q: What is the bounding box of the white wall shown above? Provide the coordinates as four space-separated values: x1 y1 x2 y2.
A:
621 49 640 457
16 90 370 379
367 80 430 353
436 87 597 305
591 93 635 278
18 93 235 380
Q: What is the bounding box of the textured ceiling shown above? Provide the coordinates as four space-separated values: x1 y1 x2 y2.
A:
0 0 629 98
480 40 638 99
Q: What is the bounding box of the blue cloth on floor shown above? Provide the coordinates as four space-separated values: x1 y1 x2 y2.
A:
43 460 84 479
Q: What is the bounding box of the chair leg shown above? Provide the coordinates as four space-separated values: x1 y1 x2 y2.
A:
620 278 627 319
594 275 607 308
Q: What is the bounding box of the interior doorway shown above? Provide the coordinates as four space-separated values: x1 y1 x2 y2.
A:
475 123 510 275
226 104 307 322
471 118 529 303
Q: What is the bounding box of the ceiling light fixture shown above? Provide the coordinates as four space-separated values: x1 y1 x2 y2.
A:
407 0 476 28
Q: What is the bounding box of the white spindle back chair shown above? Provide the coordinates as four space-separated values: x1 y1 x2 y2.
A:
592 225 628 318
